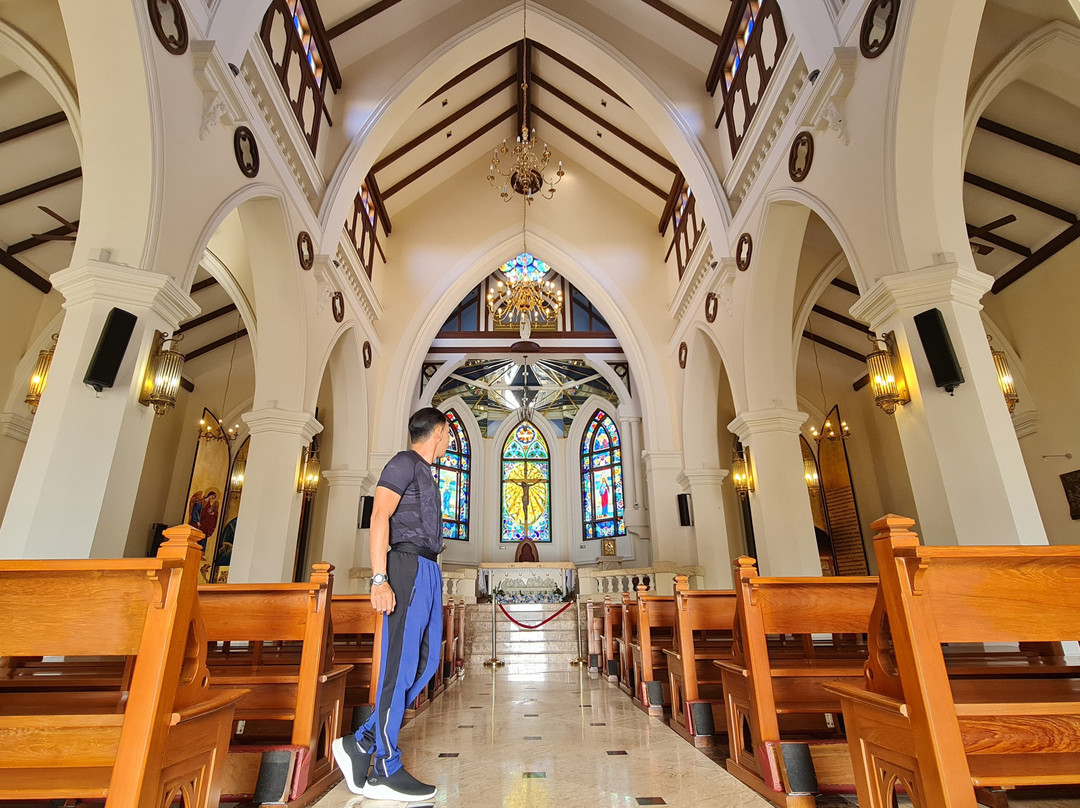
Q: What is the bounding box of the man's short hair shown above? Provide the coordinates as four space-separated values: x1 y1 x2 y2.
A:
409 407 448 443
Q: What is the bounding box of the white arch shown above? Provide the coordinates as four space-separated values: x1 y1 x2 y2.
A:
565 396 628 557
313 324 369 469
791 249 851 375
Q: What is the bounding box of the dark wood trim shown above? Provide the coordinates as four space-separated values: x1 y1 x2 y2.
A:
963 172 1076 224
299 0 341 89
185 329 249 361
425 43 518 104
177 303 238 334
530 41 627 106
427 344 625 354
180 376 195 393
658 171 685 234
383 107 516 198
830 278 860 295
434 330 617 340
977 118 1080 168
327 0 407 39
0 167 81 208
190 277 219 293
0 111 67 146
992 220 1080 293
0 248 51 293
638 0 722 44
802 331 865 362
365 172 392 235
708 0 750 94
376 77 517 173
811 305 870 335
852 373 870 392
532 107 666 199
532 75 677 173
966 222 1030 257
7 221 79 255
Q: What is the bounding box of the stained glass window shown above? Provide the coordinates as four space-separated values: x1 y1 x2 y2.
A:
499 252 551 283
581 410 626 540
500 421 552 543
435 410 470 541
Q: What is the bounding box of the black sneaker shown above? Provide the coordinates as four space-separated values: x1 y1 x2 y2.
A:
331 734 372 794
362 767 437 801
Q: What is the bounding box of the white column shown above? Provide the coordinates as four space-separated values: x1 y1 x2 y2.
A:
728 409 821 576
851 262 1046 546
631 418 647 510
0 261 198 559
677 469 734 588
320 468 373 592
228 408 322 582
642 450 693 566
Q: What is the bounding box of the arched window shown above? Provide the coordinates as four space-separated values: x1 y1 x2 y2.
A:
581 410 626 539
436 410 470 541
501 421 551 543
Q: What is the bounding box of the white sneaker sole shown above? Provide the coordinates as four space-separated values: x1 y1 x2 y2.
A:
331 737 365 795
361 781 437 801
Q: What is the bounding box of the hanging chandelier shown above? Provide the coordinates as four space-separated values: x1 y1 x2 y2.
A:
487 199 563 339
487 0 563 203
199 313 243 444
807 314 851 443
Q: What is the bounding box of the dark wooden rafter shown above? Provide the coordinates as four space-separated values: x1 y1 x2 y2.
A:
326 0 407 40
658 171 685 234
812 304 870 335
830 278 860 295
992 220 1080 293
383 107 516 198
177 303 238 335
532 107 666 198
852 374 870 392
190 277 219 293
0 249 51 293
424 43 517 104
638 0 722 44
531 75 677 173
530 41 626 106
0 111 67 146
7 221 80 256
180 377 195 393
185 329 249 362
966 222 1030 257
802 330 865 362
977 118 1080 168
365 172 392 240
963 172 1076 224
0 168 81 208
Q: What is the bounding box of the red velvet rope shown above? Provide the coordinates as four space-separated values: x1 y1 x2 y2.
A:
498 601 573 629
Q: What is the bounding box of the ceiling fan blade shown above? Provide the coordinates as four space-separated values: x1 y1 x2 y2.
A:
36 206 78 231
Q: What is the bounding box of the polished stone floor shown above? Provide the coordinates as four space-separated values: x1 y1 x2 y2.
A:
312 666 772 808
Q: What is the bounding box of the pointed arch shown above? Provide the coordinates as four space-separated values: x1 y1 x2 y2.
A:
579 409 626 541
436 408 472 541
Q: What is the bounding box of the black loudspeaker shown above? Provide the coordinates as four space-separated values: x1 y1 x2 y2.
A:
358 495 374 529
677 493 694 527
83 308 137 392
913 308 965 393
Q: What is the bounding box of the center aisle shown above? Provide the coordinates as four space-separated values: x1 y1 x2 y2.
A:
313 668 770 808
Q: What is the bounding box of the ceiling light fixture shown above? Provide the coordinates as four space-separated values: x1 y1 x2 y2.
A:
807 314 851 442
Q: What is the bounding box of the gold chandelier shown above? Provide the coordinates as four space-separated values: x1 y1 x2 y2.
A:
487 200 563 339
807 314 852 443
199 313 243 444
486 0 563 203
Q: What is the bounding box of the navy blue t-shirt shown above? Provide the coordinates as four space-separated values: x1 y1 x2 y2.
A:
377 450 441 555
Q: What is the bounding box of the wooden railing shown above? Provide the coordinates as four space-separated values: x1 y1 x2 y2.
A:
345 179 387 278
665 189 704 280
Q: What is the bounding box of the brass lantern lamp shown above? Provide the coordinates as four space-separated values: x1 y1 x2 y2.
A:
987 335 1019 413
865 331 910 415
25 333 59 414
140 332 186 416
298 442 321 498
731 444 755 497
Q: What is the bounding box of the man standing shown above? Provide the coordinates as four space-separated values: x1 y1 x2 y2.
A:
332 407 449 801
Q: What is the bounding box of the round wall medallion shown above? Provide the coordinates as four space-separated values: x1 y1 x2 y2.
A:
788 131 814 182
233 126 259 178
678 342 688 369
331 291 345 323
297 232 314 270
362 341 372 369
705 292 719 323
147 0 188 55
736 233 753 272
860 0 900 59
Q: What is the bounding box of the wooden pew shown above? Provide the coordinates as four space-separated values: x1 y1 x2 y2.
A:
631 585 675 715
331 594 384 734
616 592 639 696
602 594 624 682
199 563 350 808
0 525 244 808
828 515 1080 808
719 557 877 807
586 599 603 672
443 597 466 683
663 576 738 747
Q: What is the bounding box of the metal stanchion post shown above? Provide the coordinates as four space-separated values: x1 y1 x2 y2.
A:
483 595 504 668
569 593 587 667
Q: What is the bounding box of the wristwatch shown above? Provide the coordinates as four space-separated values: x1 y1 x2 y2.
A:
371 573 388 586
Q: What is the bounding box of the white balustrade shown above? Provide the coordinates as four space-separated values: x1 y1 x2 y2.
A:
577 561 704 601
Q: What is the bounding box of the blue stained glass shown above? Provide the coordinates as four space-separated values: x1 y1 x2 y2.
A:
442 454 459 469
501 421 551 542
580 410 626 541
437 410 470 541
613 447 621 463
593 430 610 452
594 451 611 469
499 252 551 284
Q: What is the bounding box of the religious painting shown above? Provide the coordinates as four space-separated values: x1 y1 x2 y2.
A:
581 410 626 540
184 408 230 582
435 410 470 540
1061 470 1080 520
210 436 248 582
501 422 552 542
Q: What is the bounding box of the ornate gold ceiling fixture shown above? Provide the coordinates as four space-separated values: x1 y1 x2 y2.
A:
487 0 563 203
807 314 851 443
199 313 243 444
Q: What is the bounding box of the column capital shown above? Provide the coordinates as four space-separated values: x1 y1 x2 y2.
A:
850 262 993 331
322 468 376 488
0 411 33 443
677 468 730 489
51 260 200 329
728 408 808 443
242 408 322 441
642 450 683 472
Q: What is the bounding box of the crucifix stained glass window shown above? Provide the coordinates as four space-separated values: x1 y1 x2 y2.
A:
581 410 625 540
435 410 470 541
501 421 551 543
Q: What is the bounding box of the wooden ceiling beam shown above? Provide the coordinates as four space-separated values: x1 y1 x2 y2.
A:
185 329 249 362
177 303 238 335
327 0 408 39
638 0 722 44
0 248 51 293
7 220 79 255
383 107 516 198
802 330 865 363
0 111 67 146
0 168 82 208
852 374 870 392
811 304 870 335
365 172 392 236
964 171 1076 224
830 278 860 295
977 118 1080 168
658 171 685 234
532 107 666 199
425 43 517 104
965 222 1031 257
190 277 219 293
530 41 626 106
531 75 677 173
992 220 1080 293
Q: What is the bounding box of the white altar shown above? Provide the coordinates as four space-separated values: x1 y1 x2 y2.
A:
477 562 577 602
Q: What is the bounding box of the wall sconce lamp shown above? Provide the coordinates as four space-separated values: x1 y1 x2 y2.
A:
987 335 1019 413
139 331 186 416
25 333 59 414
803 456 820 492
229 455 246 496
731 445 755 497
865 331 910 415
298 443 321 498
